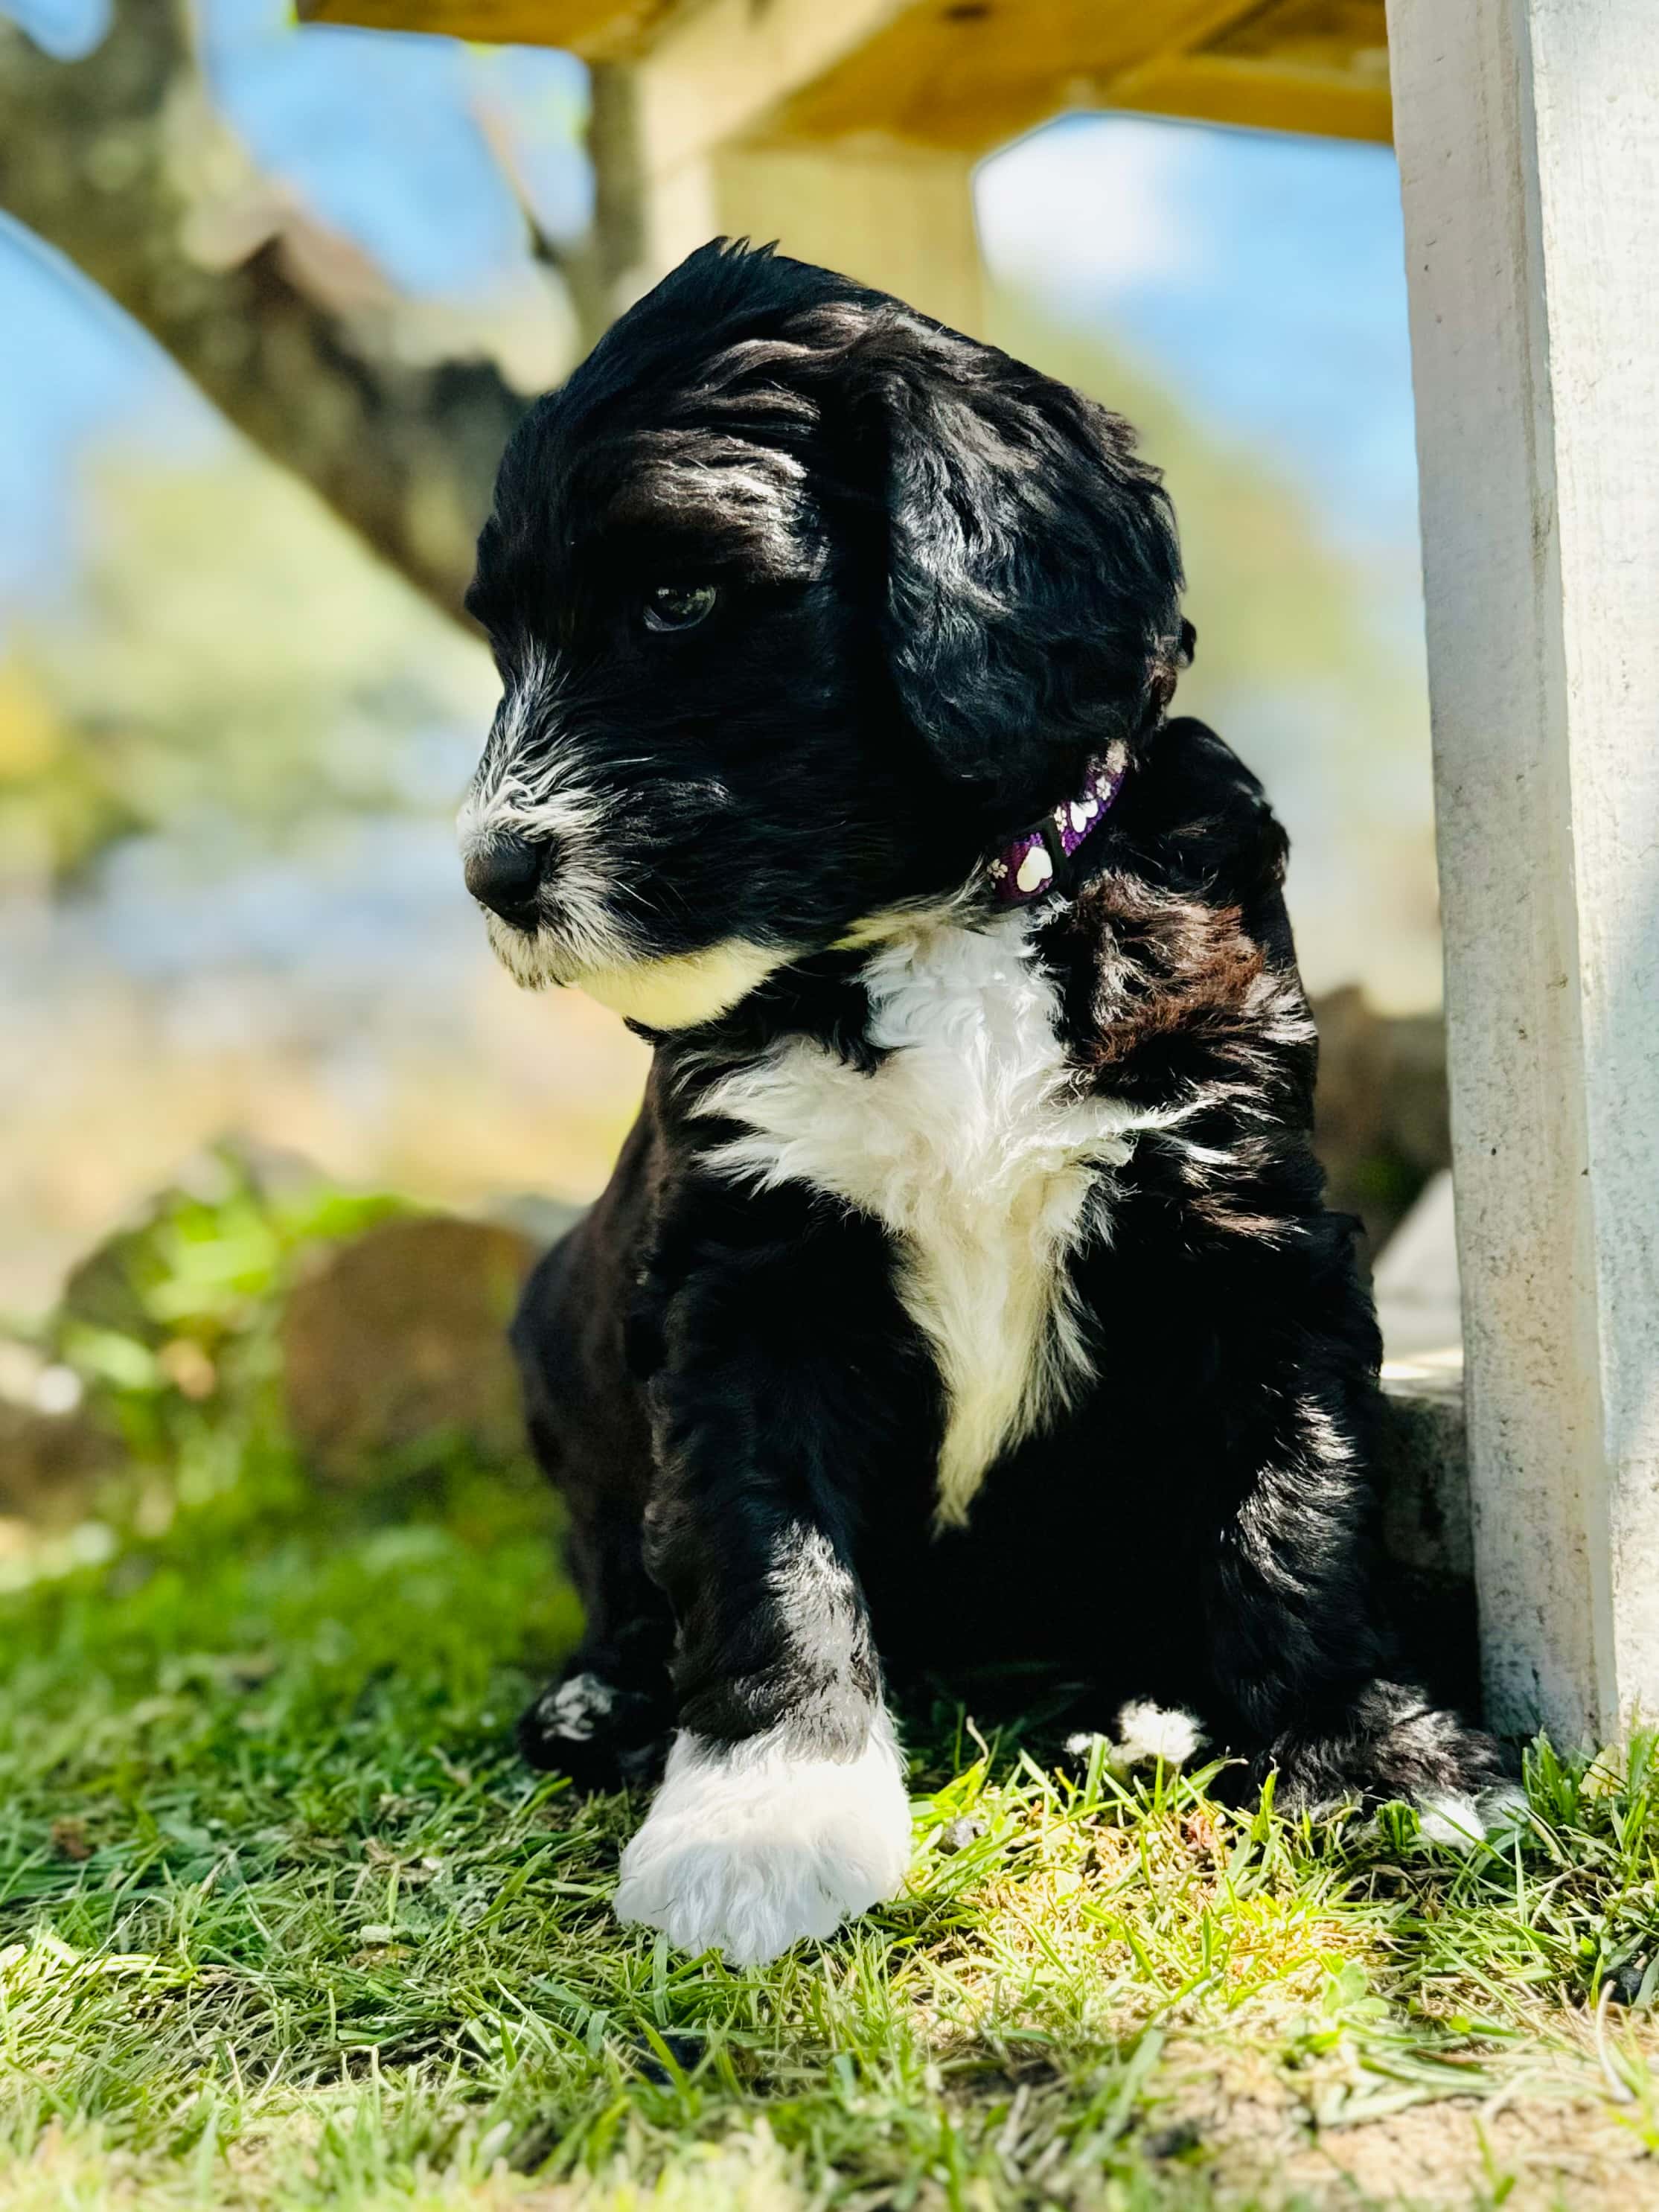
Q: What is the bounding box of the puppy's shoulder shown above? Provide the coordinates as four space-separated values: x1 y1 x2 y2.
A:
1126 716 1290 910
1044 717 1313 1107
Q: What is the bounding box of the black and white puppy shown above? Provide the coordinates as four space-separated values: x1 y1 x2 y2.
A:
459 240 1503 1966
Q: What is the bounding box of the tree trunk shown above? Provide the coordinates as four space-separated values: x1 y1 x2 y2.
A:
0 0 543 627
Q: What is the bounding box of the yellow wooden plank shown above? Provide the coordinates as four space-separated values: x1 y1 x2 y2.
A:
1212 0 1388 69
770 1 1261 150
296 0 665 59
768 0 1389 151
1109 54 1393 145
298 0 1392 149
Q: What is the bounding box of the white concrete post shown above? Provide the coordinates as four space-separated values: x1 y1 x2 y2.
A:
1387 0 1659 1744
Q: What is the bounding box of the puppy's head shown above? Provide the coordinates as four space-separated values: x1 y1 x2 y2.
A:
460 240 1185 1029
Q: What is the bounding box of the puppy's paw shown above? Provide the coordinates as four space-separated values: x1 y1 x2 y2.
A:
517 1668 668 1791
613 1716 912 1966
1414 1780 1531 1853
1267 1679 1508 1830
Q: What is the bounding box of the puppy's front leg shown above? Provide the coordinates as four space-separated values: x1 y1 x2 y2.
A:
612 1238 912 1966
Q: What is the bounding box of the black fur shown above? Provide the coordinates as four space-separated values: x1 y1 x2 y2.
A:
467 241 1498 1823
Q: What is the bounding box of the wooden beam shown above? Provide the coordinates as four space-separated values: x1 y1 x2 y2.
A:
629 0 914 183
768 0 1310 152
717 141 985 335
1134 0 1297 70
301 0 1393 153
1389 0 1659 1743
1105 54 1391 144
295 0 650 55
578 0 919 291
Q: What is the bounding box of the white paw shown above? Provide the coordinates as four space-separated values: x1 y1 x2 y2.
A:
539 1671 616 1743
1066 1700 1205 1774
1416 1789 1484 1848
1417 1782 1530 1852
613 1715 912 1966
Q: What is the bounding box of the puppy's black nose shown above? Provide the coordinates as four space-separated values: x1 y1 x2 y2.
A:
464 834 545 922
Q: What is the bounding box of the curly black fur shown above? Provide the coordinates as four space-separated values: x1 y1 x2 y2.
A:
463 241 1498 1834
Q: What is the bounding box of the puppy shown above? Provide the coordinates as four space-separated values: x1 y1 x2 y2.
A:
459 241 1503 1966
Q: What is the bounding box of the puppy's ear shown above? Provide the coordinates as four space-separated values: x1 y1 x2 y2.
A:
850 318 1186 829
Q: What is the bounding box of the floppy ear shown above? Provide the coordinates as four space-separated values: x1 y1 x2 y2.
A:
854 316 1186 831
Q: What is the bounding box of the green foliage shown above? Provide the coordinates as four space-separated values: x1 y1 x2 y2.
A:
47 1145 414 1477
1 448 496 890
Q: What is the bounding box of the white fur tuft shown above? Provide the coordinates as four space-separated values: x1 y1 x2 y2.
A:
1476 1781 1532 1842
1067 1701 1204 1774
461 712 787 1024
458 648 633 984
1110 1699 1205 1769
614 1715 912 1966
539 1671 616 1744
576 940 791 1029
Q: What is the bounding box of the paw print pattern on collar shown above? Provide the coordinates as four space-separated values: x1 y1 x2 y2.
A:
987 744 1129 906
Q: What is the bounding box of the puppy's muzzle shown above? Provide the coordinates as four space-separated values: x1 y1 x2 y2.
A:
464 831 547 927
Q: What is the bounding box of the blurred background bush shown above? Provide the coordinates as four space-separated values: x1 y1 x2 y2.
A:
0 0 1445 1345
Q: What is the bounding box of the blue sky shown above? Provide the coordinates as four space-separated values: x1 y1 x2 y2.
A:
0 1 1421 619
979 115 1419 557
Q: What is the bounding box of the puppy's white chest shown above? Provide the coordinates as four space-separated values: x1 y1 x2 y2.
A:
702 914 1145 1522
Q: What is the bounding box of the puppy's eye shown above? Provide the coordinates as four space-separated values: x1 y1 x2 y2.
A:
642 584 718 634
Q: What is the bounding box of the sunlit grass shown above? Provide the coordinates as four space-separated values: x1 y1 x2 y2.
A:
1 1448 1656 2211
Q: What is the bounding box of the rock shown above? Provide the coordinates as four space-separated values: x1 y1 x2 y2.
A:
280 1215 539 1479
1378 1356 1471 1577
58 1135 327 1344
58 1217 166 1346
0 1337 81 1416
1376 1354 1478 1710
1373 1170 1461 1359
0 1398 124 1527
1312 1026 1475 1701
0 1334 121 1528
1610 1955 1655 2008
1311 987 1450 1261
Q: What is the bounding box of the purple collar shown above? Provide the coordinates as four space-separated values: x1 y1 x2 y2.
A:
985 744 1129 905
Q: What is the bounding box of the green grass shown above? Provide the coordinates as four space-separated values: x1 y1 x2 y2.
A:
3 1168 1656 2208
2 1448 1658 2212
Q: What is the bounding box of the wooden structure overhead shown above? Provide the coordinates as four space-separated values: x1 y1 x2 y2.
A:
302 0 1393 151
298 0 1394 339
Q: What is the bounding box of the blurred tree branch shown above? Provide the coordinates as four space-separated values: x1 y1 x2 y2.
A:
0 0 587 628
